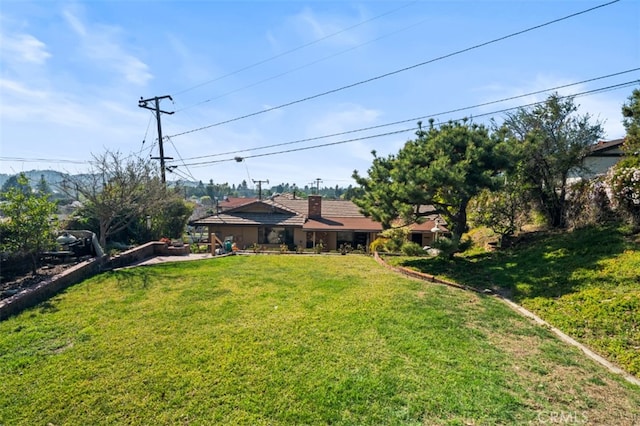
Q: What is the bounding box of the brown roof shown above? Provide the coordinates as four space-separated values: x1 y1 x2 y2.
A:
589 138 625 155
190 195 445 232
303 217 382 232
270 197 365 217
217 197 258 211
192 212 304 227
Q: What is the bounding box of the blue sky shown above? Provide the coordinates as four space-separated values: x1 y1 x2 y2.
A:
1 0 638 189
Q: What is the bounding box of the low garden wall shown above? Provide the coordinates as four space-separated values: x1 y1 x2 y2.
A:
0 242 191 320
0 257 105 320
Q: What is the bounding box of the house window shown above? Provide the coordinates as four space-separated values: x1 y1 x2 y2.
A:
337 231 354 249
336 232 354 242
259 227 293 245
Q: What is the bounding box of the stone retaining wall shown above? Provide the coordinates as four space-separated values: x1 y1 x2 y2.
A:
0 257 105 320
0 242 191 320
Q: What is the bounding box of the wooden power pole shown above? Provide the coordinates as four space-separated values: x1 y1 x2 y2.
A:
253 179 269 200
138 95 174 184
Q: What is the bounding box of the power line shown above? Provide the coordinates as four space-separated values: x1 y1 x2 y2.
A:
171 68 639 163
167 0 620 139
0 157 88 165
138 111 155 156
174 10 436 113
176 80 638 169
166 136 198 182
3 80 635 172
171 1 418 97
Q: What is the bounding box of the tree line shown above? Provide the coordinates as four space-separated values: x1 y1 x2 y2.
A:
179 180 360 201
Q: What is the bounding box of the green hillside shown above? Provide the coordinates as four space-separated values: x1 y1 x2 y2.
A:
389 225 640 377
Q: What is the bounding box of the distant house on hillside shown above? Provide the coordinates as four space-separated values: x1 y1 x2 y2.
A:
572 138 625 180
190 195 446 251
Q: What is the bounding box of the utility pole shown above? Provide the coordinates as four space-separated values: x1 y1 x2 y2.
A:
253 179 269 200
138 95 174 184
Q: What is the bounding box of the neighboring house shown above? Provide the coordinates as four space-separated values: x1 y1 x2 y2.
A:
573 138 625 180
188 196 259 224
190 194 445 251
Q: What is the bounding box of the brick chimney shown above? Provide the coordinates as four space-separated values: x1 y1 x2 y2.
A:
308 195 322 218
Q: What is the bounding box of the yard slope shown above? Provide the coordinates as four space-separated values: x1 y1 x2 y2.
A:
1 255 639 425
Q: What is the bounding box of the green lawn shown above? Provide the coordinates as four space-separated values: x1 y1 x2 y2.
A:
1 255 639 425
388 225 640 378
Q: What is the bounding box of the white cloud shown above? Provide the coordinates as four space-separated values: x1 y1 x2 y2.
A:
0 78 48 100
61 8 87 37
61 7 153 86
0 32 51 64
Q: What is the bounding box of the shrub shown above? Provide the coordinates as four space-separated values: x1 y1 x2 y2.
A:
606 166 640 227
379 227 410 253
431 237 473 258
401 241 425 256
566 177 612 229
370 237 388 253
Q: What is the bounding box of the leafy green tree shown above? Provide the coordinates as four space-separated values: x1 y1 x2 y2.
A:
352 150 398 229
619 89 640 167
0 173 57 273
62 151 165 248
36 174 52 196
194 180 206 197
1 174 31 199
354 120 512 247
151 195 193 239
206 179 215 199
502 94 603 228
470 178 529 245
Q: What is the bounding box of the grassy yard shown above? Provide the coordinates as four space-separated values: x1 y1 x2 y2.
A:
1 255 639 425
387 225 640 378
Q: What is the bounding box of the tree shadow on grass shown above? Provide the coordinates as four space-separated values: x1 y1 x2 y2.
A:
111 268 154 291
398 225 628 301
38 299 59 314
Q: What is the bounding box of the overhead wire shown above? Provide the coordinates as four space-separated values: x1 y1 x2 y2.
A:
171 68 639 163
176 80 639 169
175 12 437 112
0 157 87 164
166 136 199 182
167 0 620 139
171 1 418 97
138 111 155 157
4 76 635 170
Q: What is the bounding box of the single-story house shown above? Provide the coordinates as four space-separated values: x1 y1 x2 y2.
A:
190 194 446 251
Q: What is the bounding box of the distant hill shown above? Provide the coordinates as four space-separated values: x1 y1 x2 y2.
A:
0 170 70 190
